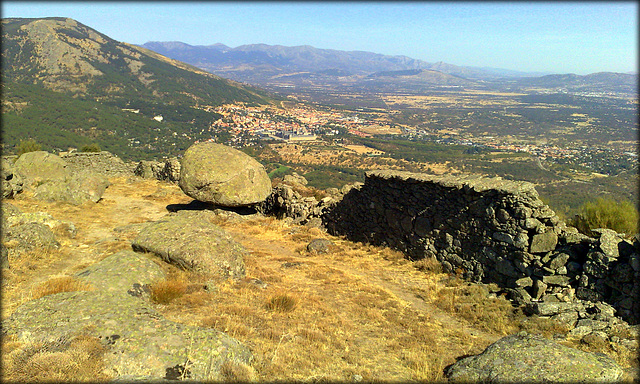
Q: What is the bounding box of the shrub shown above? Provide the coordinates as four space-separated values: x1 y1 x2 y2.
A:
570 198 639 237
81 143 101 152
17 139 41 157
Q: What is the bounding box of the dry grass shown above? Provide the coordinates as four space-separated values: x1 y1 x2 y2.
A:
31 276 93 300
149 276 189 304
433 279 519 335
153 215 487 382
265 293 298 312
1 333 111 382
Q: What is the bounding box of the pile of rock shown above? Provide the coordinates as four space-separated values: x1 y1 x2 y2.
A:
259 172 356 227
322 170 640 326
1 157 24 198
1 202 76 267
134 157 181 182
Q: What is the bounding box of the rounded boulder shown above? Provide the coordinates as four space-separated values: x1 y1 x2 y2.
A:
179 142 271 207
13 151 71 187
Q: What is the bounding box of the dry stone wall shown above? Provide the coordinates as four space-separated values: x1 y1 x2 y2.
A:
323 170 640 324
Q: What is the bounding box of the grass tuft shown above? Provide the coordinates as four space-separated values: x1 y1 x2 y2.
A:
265 293 298 312
31 276 93 300
149 277 188 304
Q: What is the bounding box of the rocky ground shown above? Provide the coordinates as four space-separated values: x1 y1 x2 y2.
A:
1 151 638 382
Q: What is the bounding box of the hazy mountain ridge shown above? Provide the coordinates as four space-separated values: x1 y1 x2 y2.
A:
140 41 636 94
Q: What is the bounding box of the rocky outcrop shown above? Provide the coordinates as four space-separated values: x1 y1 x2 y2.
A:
3 222 59 256
4 249 251 382
75 250 165 294
131 210 246 280
134 157 180 182
1 157 24 198
33 171 110 205
11 151 110 205
60 151 135 177
13 151 71 187
1 202 78 267
445 332 623 382
322 170 640 325
178 142 271 207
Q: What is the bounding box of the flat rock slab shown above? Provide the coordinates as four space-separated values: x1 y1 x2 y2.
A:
75 250 165 293
178 142 272 207
132 210 246 280
445 332 622 382
3 290 251 381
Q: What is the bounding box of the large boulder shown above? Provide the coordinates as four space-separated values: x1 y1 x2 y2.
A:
445 332 622 382
179 142 271 207
131 210 246 280
3 290 251 381
13 151 71 187
33 172 110 205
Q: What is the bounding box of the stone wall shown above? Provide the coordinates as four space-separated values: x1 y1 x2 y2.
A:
322 170 640 324
60 151 135 177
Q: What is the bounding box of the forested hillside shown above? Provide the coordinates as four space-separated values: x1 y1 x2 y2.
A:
1 17 276 159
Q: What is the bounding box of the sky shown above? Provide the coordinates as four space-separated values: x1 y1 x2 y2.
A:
2 2 637 75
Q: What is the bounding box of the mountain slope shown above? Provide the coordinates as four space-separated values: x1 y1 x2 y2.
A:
512 72 637 94
1 18 276 159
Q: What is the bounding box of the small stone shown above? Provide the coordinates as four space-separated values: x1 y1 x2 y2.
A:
548 253 570 270
530 231 558 254
542 275 571 286
307 239 334 254
515 277 533 288
532 279 547 300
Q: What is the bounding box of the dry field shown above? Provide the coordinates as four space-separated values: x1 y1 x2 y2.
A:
2 177 636 381
269 142 454 175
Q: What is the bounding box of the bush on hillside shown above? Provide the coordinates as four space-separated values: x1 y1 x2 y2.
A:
81 143 101 152
570 197 639 237
16 139 41 157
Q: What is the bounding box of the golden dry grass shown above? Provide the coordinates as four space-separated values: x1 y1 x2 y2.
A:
1 333 111 383
31 276 93 299
149 277 188 304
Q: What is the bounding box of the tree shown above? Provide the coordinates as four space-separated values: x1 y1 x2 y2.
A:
570 197 639 237
17 138 41 157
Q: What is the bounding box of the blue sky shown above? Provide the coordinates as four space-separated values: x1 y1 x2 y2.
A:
2 2 637 75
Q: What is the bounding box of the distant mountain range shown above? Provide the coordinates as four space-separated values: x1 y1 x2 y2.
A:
1 17 274 159
141 41 548 84
140 41 637 95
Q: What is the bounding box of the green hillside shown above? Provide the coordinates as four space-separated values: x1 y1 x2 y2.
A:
1 17 277 159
